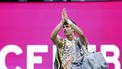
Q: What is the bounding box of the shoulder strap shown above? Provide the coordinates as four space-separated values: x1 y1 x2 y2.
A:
76 37 88 50
75 37 82 49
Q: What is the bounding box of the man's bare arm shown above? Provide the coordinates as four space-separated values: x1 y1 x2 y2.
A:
50 9 66 48
50 20 64 48
69 20 88 45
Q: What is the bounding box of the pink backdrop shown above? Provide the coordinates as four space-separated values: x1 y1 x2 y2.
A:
0 2 122 69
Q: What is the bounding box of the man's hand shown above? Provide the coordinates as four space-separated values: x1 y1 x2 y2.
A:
62 8 66 23
62 8 68 21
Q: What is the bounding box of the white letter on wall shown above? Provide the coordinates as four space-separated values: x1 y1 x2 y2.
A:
101 45 120 69
0 45 22 69
27 45 48 69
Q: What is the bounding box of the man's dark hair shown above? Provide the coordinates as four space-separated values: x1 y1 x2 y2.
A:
63 19 76 26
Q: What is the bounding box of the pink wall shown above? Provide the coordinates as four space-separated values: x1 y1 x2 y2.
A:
0 2 122 69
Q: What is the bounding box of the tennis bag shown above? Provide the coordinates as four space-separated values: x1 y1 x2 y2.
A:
71 40 108 69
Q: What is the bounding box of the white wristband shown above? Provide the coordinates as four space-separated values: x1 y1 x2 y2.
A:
67 19 73 24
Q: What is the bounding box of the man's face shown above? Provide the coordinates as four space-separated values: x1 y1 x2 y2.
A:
63 24 74 36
